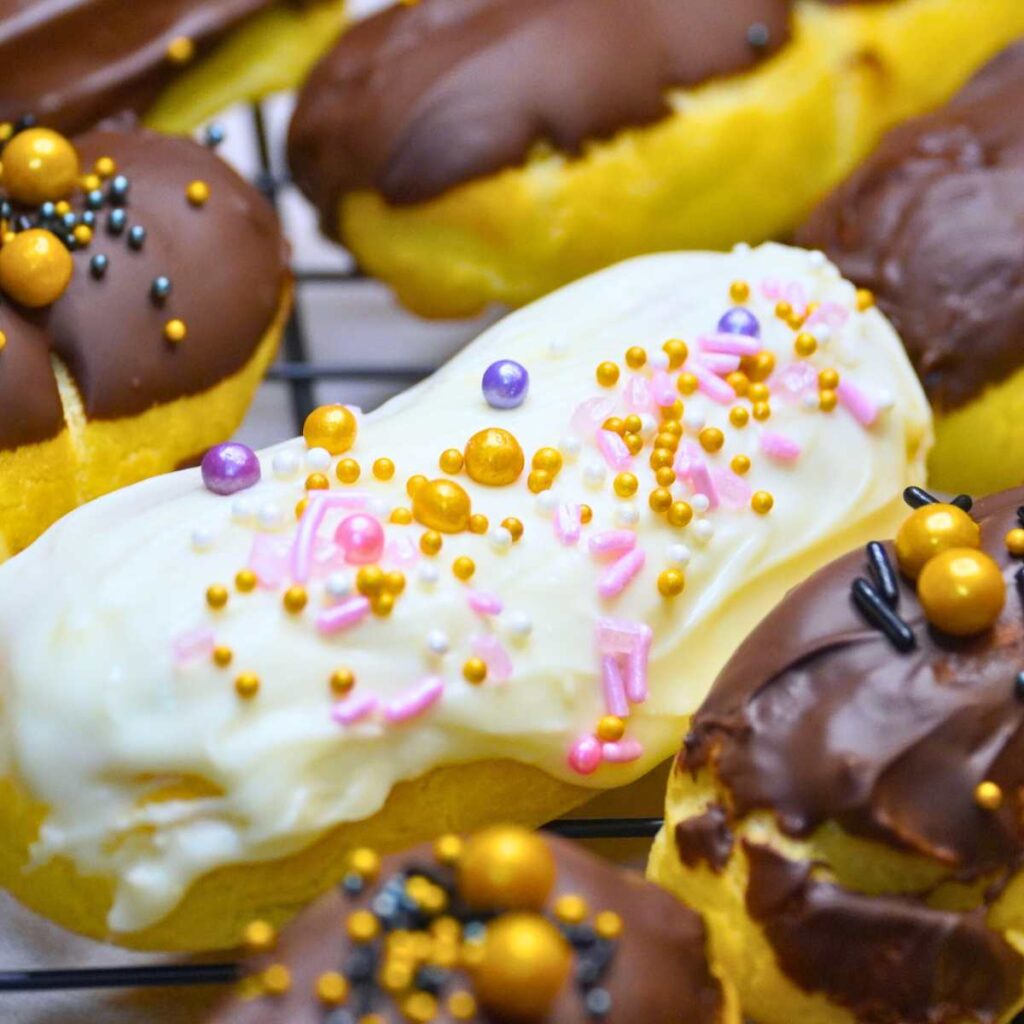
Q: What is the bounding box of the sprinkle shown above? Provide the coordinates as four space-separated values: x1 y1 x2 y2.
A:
186 180 210 206
623 375 653 413
568 736 603 775
164 319 187 343
601 655 630 717
597 549 646 599
760 432 802 461
507 612 533 638
467 590 503 616
836 379 879 426
975 781 1003 811
866 542 899 606
384 677 444 724
851 578 915 652
675 444 719 509
316 596 372 635
650 369 678 407
698 332 762 356
171 626 215 666
291 493 370 583
571 397 616 438
596 430 633 471
952 494 974 513
698 353 742 375
472 635 513 683
903 486 939 509
166 36 195 63
597 618 652 703
332 693 379 727
688 361 734 404
601 740 644 764
248 535 289 589
554 503 582 546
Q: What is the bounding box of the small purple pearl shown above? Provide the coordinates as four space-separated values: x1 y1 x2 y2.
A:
201 443 261 496
482 359 529 409
717 306 761 338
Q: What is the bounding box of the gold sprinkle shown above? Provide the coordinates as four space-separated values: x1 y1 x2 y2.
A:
726 371 749 397
235 568 257 593
663 338 688 369
305 472 330 491
0 330 6 352
383 570 406 595
235 672 260 699
668 502 693 528
699 427 724 454
649 487 673 514
373 457 395 481
72 224 92 246
463 658 487 684
655 466 676 487
579 505 593 524
468 513 489 534
439 448 464 474
729 406 749 428
94 156 116 178
975 780 1003 811
434 834 464 865
596 361 620 387
794 332 817 358
650 447 674 471
349 848 381 880
242 919 276 953
532 447 563 475
260 964 291 997
676 371 698 396
164 318 187 343
595 910 624 940
206 584 228 610
613 472 638 498
658 569 685 598
596 716 625 742
752 401 771 422
603 417 625 435
283 585 307 614
166 36 195 64
390 507 413 525
855 288 875 312
347 910 380 943
818 368 840 391
336 458 360 484
554 894 588 924
185 179 210 206
420 531 443 556
624 345 647 370
731 454 751 475
502 517 524 541
316 972 349 1006
212 645 233 668
729 280 750 303
1006 529 1024 557
330 668 355 695
448 990 478 1020
527 469 553 493
452 556 475 581
819 389 838 413
623 414 643 434
751 491 774 515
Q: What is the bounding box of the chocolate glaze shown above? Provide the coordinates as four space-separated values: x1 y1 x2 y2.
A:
744 843 1022 1024
207 835 727 1024
675 805 734 873
797 41 1024 411
0 125 288 451
0 0 316 135
287 0 791 229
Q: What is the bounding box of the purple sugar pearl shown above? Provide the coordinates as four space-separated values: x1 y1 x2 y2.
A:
201 442 261 496
717 306 761 338
482 359 529 409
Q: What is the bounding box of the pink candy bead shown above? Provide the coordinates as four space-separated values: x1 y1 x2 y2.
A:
569 736 603 775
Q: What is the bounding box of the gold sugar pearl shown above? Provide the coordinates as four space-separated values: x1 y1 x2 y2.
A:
649 487 673 513
384 570 406 595
349 847 381 880
752 402 771 421
751 491 775 515
502 517 524 542
304 404 358 456
787 312 805 331
235 569 257 593
699 427 724 454
373 457 395 481
435 834 464 865
775 300 792 319
658 569 686 598
594 911 624 940
731 454 751 475
726 371 749 397
305 472 330 491
729 280 750 303
164 318 187 343
94 156 116 178
1 129 79 206
663 338 688 369
316 972 349 1006
603 417 626 435
403 993 438 1024
295 497 309 520
527 469 553 493
347 910 380 943
730 406 749 428
623 432 644 456
407 474 428 498
818 368 840 391
73 224 92 246
532 447 563 475
413 478 472 533
390 507 413 525
554 894 589 925
463 658 487 685
212 645 233 668
330 668 355 695
453 556 476 581
677 372 698 396
625 345 647 370
668 501 693 528
356 566 385 595
613 472 638 498
0 331 6 352
465 427 525 487
655 431 679 452
794 332 817 358
623 414 643 434
580 505 593 524
650 447 675 471
661 400 684 421
242 919 276 953
655 466 677 487
745 351 776 382
448 991 478 1020
856 288 875 312
235 672 260 699
373 592 395 618
1006 529 1024 557
439 448 464 474
166 36 195 63
747 382 770 403
596 361 620 387
597 715 625 742
820 389 838 413
336 458 360 483
469 513 489 534
282 585 308 614
975 781 1003 811
185 180 210 206
420 530 443 556
206 584 228 610
260 964 291 997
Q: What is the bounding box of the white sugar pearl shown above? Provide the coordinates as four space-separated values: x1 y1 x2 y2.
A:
257 503 283 530
639 414 657 437
191 526 215 551
802 391 820 410
560 436 582 462
649 352 670 371
691 494 711 514
426 630 450 656
811 323 832 345
615 502 639 527
507 612 533 638
684 409 705 432
583 461 607 488
489 527 513 552
325 573 353 599
418 563 440 586
667 543 692 567
368 497 390 519
272 450 300 480
305 447 332 472
231 497 256 523
876 389 895 411
536 491 558 515
693 520 714 544
549 338 570 358
807 250 827 269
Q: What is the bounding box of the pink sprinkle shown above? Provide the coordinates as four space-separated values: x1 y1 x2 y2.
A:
331 693 379 726
335 513 385 566
698 333 761 357
554 503 582 546
602 739 644 764
689 361 734 404
472 635 513 683
467 590 503 616
571 396 616 439
248 534 289 588
596 617 647 655
589 530 637 559
713 467 751 509
760 277 782 300
385 676 444 724
597 430 632 471
601 654 630 717
785 281 808 316
316 595 371 635
623 375 653 413
776 362 818 403
651 369 677 408
676 443 718 509
568 736 603 775
597 548 646 600
837 379 880 427
291 493 370 584
699 352 742 375
171 626 215 666
386 535 419 567
626 625 653 704
806 301 849 329
761 431 802 461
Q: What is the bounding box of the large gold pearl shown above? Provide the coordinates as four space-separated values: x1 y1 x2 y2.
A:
458 826 556 911
0 229 73 307
895 504 980 580
412 479 472 534
464 428 525 487
917 548 1006 637
473 913 571 1022
2 128 79 204
302 404 357 455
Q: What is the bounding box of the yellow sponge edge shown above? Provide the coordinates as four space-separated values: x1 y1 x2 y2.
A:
336 0 1024 318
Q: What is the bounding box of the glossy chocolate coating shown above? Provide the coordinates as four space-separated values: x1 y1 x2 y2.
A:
798 41 1024 411
0 125 288 451
207 835 727 1024
288 0 791 229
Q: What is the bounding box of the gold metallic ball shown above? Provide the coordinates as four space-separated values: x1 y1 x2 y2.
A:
391 507 413 525
356 566 385 595
818 368 840 391
819 389 838 413
655 466 676 488
752 401 771 421
527 470 552 494
440 448 464 474
747 382 770 403
330 668 355 695
654 430 679 452
856 287 875 312
624 345 647 370
553 893 588 924
469 513 489 534
164 318 187 344
435 834 464 866
186 179 210 206
975 780 1003 811
453 556 476 581
348 847 381 881
794 332 817 358
206 584 229 610
917 548 1006 637
384 570 406 595
623 414 643 434
729 280 750 303
413 479 472 533
336 458 360 484
242 919 276 952
235 569 257 593
595 361 620 387
0 229 72 307
212 645 233 668
663 338 688 369
726 371 749 396
699 427 724 453
260 964 291 996
603 416 625 435
532 447 563 475
613 472 638 498
596 715 625 742
676 372 698 396
305 472 330 491
895 504 981 580
464 428 525 487
235 672 260 699
745 350 775 382
580 504 593 524
373 457 395 481
661 399 683 421
420 530 443 556
303 404 358 455
751 491 774 515
282 585 308 614
729 406 749 428
594 911 623 940
501 517 524 542
346 909 380 943
407 474 428 498
650 447 674 471
649 487 673 514
316 971 349 1006
463 657 487 685
473 914 572 1022
731 454 751 475
658 569 686 598
668 501 693 528
1006 528 1024 557
372 592 395 618
2 129 79 204
459 826 556 911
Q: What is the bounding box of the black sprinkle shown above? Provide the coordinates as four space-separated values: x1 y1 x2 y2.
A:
1016 672 1024 701
903 486 938 509
107 209 127 235
746 22 770 48
14 113 36 133
127 225 146 250
204 123 226 148
851 578 916 652
866 542 899 606
952 494 974 512
89 254 108 279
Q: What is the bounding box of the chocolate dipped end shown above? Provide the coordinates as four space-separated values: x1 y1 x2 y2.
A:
208 835 727 1024
797 40 1024 412
287 0 791 232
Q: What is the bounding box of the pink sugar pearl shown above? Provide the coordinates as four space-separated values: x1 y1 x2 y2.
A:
335 513 384 565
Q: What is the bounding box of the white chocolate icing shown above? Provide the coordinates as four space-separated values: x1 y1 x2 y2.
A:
0 245 931 932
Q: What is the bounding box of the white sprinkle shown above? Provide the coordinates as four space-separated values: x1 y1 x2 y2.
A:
191 526 215 552
325 572 353 599
693 520 714 545
560 436 582 462
811 323 832 345
615 502 640 527
306 447 332 472
583 460 607 488
418 563 440 586
802 391 820 410
231 497 256 524
271 450 301 480
667 543 692 567
875 389 895 411
683 409 706 432
257 503 283 530
649 352 670 372
639 414 657 437
691 494 711 514
536 491 558 515
426 630 450 656
489 527 514 552
507 612 533 638
368 497 390 520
